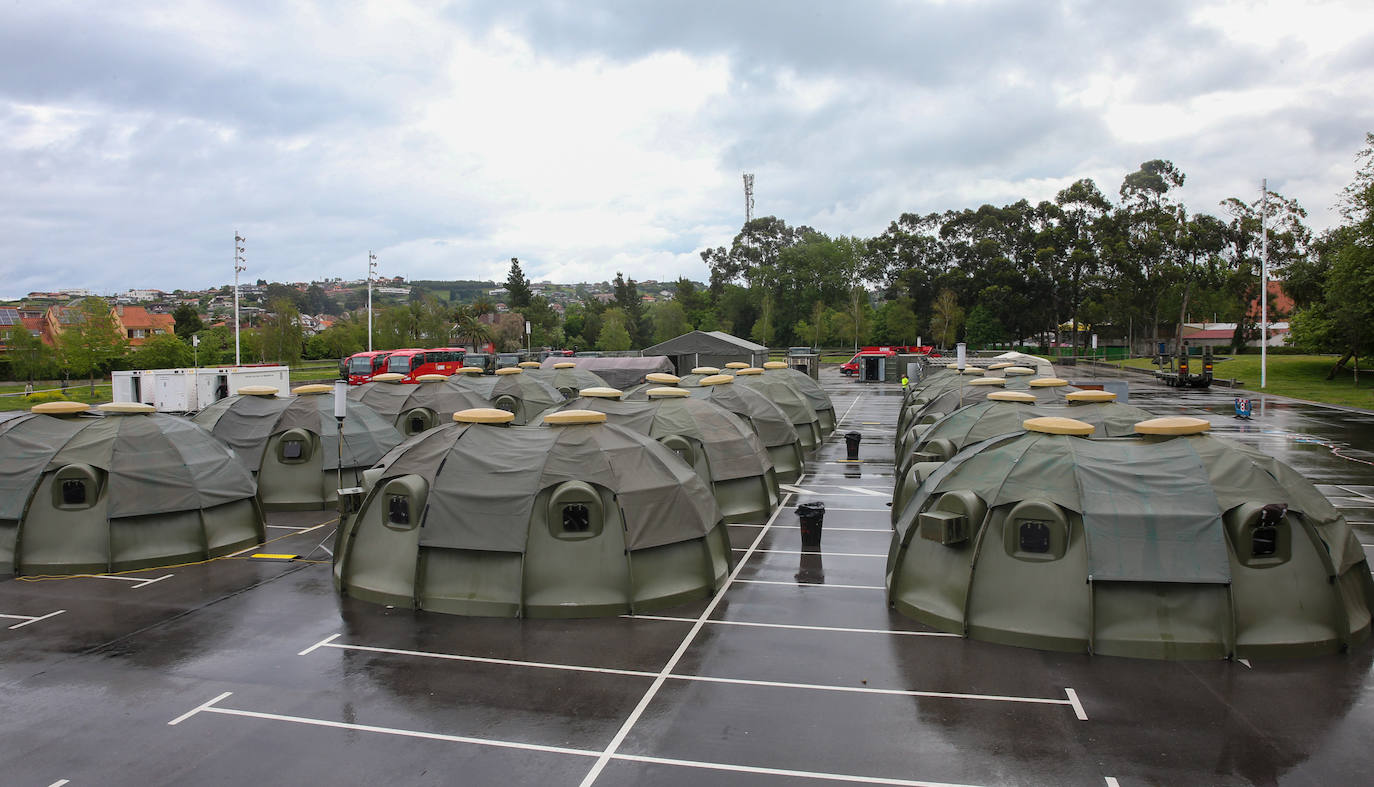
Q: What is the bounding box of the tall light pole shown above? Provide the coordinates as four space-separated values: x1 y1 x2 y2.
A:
367 251 377 352
234 232 246 366
1260 179 1268 389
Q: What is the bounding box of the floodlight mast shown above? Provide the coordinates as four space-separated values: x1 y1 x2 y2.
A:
234 232 246 366
1260 179 1268 390
743 173 755 223
367 251 377 352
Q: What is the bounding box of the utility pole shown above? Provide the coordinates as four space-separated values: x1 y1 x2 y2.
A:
1260 179 1268 389
743 173 755 223
234 232 246 365
367 251 377 352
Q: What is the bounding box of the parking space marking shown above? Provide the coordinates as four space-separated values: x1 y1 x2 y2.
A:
736 579 885 590
741 523 892 531
838 486 889 497
47 780 70 787
781 486 893 499
296 635 1083 714
91 574 173 589
1104 778 1120 787
733 547 886 558
167 693 987 787
624 614 961 638
3 609 65 630
266 525 313 531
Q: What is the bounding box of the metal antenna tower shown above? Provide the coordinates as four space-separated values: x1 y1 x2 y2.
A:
367 251 378 352
234 232 246 365
743 173 755 223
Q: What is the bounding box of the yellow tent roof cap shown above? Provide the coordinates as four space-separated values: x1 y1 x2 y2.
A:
31 401 91 415
1004 366 1037 375
1065 390 1117 402
763 361 788 369
691 366 720 374
698 374 734 386
453 408 515 424
987 362 1014 370
735 367 764 375
455 366 484 374
1028 377 1070 387
518 361 543 368
98 402 157 414
1024 416 1095 435
495 367 522 375
967 377 1006 386
986 391 1036 403
960 367 986 375
944 363 961 369
238 385 279 396
415 374 448 383
1134 416 1211 435
646 387 690 398
645 372 681 384
724 362 750 369
371 372 405 383
292 384 333 395
544 409 607 425
579 387 623 399
553 362 576 369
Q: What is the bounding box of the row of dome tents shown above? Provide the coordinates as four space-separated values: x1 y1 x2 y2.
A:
0 402 264 576
887 352 1374 659
333 359 838 617
2 357 833 610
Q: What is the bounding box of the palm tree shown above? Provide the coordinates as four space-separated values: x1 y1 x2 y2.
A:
451 304 495 350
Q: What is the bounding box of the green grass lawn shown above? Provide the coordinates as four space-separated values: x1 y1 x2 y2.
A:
1119 353 1374 409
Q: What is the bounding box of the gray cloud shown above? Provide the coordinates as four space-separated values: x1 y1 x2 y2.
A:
2 0 1371 297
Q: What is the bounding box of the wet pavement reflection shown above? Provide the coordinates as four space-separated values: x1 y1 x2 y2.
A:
1 367 1373 786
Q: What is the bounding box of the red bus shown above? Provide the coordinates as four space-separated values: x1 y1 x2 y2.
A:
840 346 934 376
340 350 396 385
383 347 468 382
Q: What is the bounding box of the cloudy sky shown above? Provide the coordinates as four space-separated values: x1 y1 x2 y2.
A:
3 0 1373 298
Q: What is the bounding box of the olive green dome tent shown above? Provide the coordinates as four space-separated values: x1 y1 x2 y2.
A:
551 389 779 523
761 361 837 436
347 375 492 436
621 372 685 401
193 387 402 511
0 404 263 576
444 367 565 424
539 362 609 399
729 368 822 450
892 393 1155 518
887 416 1374 660
688 374 805 484
333 409 733 618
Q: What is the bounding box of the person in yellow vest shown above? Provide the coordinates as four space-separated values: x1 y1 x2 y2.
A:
900 374 909 391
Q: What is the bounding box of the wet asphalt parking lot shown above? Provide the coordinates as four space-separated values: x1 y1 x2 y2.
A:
4 367 1374 786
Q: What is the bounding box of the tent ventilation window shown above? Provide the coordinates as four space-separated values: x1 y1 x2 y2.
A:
659 435 696 468
282 441 303 460
494 395 518 415
1019 521 1051 554
563 504 591 533
548 481 603 540
387 495 410 526
277 428 313 464
408 416 426 434
62 479 87 506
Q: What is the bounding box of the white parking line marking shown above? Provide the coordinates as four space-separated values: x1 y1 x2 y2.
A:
733 547 886 558
772 524 891 532
3 609 65 630
1104 778 1120 787
266 525 311 531
169 693 988 786
167 691 234 726
317 641 658 678
624 614 961 638
47 780 70 787
736 579 885 590
297 633 341 656
1065 687 1088 720
616 752 987 786
92 574 173 589
839 486 889 497
780 484 821 495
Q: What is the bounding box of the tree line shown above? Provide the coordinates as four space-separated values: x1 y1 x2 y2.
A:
9 138 1371 381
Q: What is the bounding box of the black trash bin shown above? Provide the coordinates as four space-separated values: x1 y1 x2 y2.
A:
797 501 825 546
844 431 862 461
